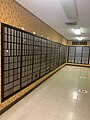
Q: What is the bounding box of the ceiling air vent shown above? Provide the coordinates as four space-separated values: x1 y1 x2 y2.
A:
65 21 77 26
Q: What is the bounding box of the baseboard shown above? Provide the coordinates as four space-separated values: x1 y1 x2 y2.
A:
66 63 90 67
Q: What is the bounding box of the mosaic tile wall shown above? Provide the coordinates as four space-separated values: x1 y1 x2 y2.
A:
0 23 1 105
0 0 67 111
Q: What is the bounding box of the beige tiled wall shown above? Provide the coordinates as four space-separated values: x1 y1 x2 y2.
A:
0 0 67 44
61 37 68 46
67 41 72 46
0 0 67 111
0 24 1 103
87 41 90 46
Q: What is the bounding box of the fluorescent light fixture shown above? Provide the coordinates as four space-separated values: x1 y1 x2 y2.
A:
60 0 78 19
73 28 81 35
76 37 83 41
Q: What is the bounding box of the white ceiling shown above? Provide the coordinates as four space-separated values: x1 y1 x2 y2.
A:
15 0 90 41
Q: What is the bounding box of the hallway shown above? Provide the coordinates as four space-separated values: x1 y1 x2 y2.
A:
0 66 90 120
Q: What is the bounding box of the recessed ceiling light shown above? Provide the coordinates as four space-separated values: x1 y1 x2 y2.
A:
21 27 25 30
73 28 81 35
33 32 36 34
41 35 43 37
47 37 49 39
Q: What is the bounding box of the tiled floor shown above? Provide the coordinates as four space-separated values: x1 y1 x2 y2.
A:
0 65 90 120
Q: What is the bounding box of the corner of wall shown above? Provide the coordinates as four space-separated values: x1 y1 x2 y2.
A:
61 37 67 46
0 22 1 103
87 41 90 46
67 40 72 46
